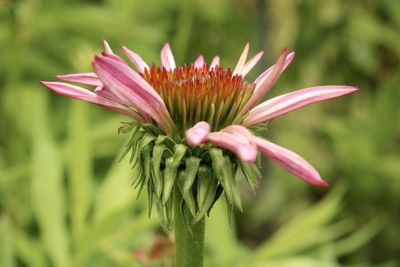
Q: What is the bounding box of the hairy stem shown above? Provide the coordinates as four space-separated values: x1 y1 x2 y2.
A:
174 189 205 267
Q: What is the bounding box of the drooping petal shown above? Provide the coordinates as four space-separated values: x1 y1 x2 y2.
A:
207 127 257 163
122 45 149 73
236 49 288 120
255 137 328 186
94 85 123 103
160 43 176 70
93 55 173 132
185 121 210 146
94 85 151 121
240 51 264 77
56 72 101 86
210 56 220 69
233 43 250 76
194 55 205 68
254 51 295 85
244 85 359 127
41 81 142 120
221 125 257 148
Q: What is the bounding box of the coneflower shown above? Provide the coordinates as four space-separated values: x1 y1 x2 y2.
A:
41 41 357 267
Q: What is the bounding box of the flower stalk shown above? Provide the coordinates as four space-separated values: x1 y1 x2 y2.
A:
174 188 205 267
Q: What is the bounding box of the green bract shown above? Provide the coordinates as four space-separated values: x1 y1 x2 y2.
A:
119 122 261 231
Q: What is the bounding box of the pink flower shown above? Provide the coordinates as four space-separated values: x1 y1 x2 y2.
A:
41 40 357 187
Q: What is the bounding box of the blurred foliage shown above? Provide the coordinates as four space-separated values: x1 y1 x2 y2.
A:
0 0 399 266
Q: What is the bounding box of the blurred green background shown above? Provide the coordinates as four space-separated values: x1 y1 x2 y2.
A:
1 0 399 266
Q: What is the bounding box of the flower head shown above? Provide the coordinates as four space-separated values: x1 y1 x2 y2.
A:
41 41 357 229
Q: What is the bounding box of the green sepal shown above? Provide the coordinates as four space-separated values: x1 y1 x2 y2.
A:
181 202 194 233
182 157 201 197
177 171 196 216
139 134 156 150
119 125 139 162
163 144 187 204
209 149 233 203
118 122 136 134
239 161 261 193
193 166 218 224
209 148 242 211
225 194 234 228
147 180 154 218
142 123 164 136
152 144 168 198
207 185 223 216
156 202 169 233
223 155 242 211
165 192 174 230
196 166 213 210
135 149 151 200
129 131 145 167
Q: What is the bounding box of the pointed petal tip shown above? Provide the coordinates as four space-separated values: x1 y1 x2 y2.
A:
39 80 49 87
102 39 113 53
319 179 330 187
161 43 176 70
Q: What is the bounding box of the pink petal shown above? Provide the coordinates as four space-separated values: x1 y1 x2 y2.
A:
160 43 176 70
185 121 210 146
255 137 328 186
222 125 257 148
244 85 359 127
103 39 113 54
240 49 288 116
233 43 250 76
40 81 142 120
207 127 257 163
121 45 149 73
94 85 122 103
194 55 205 68
56 72 101 86
240 51 264 77
94 85 152 122
101 51 126 64
93 55 173 132
254 52 295 85
210 56 220 69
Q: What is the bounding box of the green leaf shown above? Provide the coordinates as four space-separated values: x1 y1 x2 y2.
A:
67 101 93 240
31 96 70 267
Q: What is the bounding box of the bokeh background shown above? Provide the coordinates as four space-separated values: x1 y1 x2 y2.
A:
1 0 399 266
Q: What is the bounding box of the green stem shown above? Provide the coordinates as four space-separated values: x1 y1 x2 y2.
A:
174 190 205 267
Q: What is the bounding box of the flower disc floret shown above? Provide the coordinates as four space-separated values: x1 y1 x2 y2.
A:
142 64 255 134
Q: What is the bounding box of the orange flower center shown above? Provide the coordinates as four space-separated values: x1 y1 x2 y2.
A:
142 64 254 133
